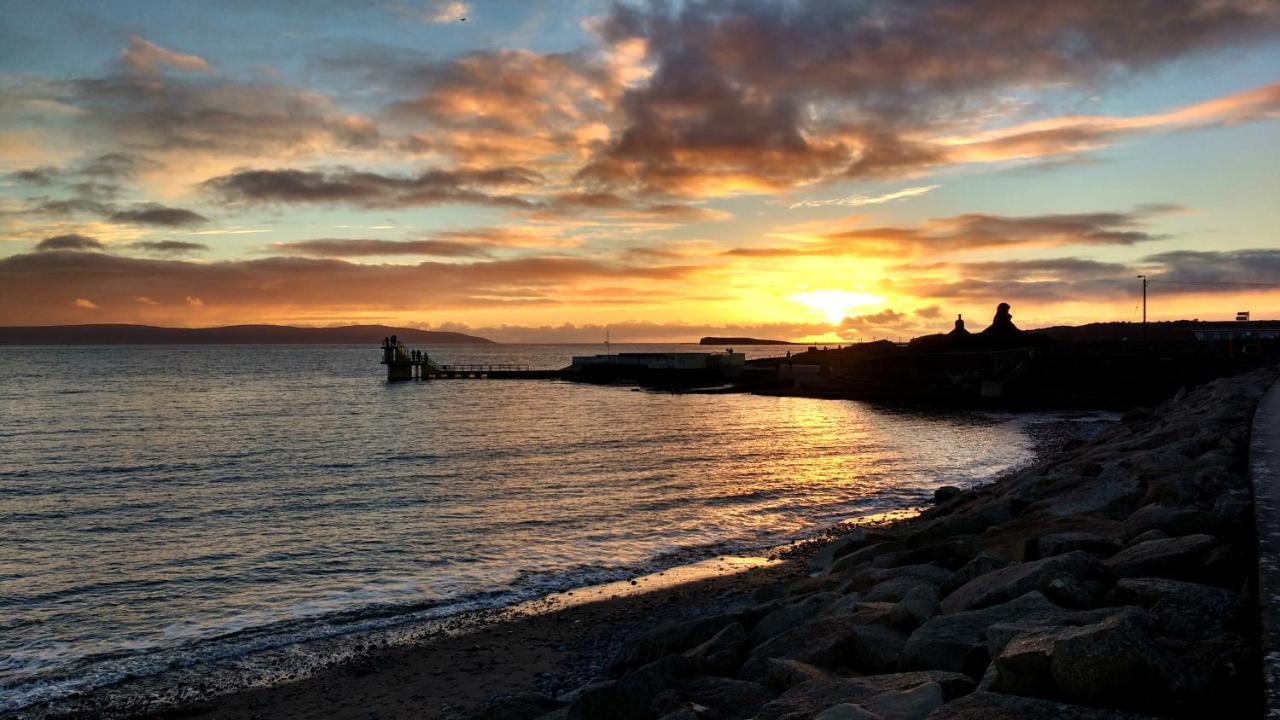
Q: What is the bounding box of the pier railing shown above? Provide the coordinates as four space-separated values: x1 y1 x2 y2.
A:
436 363 531 372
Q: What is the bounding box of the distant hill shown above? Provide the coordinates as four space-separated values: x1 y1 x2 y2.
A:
699 336 794 345
0 324 495 345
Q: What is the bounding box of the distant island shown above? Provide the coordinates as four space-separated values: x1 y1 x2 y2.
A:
698 336 794 345
0 324 495 345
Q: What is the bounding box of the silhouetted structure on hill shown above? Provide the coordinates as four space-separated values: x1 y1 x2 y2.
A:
948 314 970 338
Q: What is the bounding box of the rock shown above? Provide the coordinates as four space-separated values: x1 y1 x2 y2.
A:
832 543 905 576
535 709 570 720
1044 610 1170 709
865 575 945 604
875 540 977 571
1108 577 1245 640
580 655 704 720
1103 534 1219 580
1120 503 1215 541
990 631 1056 698
564 681 621 720
850 564 954 594
863 681 944 720
815 704 884 720
939 551 1103 613
751 613 907 673
473 693 565 720
610 612 743 675
685 622 750 676
754 672 974 720
751 592 841 644
682 676 776 720
752 615 864 667
1123 529 1167 546
931 484 962 502
788 576 847 596
738 656 833 690
1023 465 1145 519
923 690 1162 719
983 606 1126 661
808 530 872 574
1028 532 1119 560
886 586 939 631
934 486 963 504
844 623 910 673
901 592 1068 678
939 556 1008 595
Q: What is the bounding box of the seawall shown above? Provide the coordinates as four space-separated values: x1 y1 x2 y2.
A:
1251 377 1280 718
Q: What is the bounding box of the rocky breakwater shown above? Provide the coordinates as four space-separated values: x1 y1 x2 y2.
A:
476 367 1279 720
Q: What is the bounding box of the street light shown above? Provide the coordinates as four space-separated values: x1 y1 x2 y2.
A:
1137 275 1148 328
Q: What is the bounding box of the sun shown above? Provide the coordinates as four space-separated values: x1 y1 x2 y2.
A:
790 290 885 324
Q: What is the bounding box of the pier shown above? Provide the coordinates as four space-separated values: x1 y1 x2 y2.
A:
380 337 563 381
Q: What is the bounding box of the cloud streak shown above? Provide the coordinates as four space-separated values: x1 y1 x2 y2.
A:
790 185 940 209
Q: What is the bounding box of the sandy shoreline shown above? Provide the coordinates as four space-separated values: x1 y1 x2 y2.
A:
134 556 808 720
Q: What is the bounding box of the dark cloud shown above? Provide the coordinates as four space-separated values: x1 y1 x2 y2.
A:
35 234 106 252
7 166 60 186
1143 249 1280 288
202 167 540 208
52 74 382 155
535 191 730 223
905 258 1133 279
583 0 1280 194
27 198 115 217
727 206 1175 258
126 241 210 255
108 203 209 227
270 238 490 258
0 251 702 324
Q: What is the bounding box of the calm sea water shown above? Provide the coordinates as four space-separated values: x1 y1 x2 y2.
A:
0 344 1085 714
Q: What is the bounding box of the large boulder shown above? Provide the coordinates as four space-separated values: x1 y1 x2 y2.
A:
1108 577 1245 640
471 693 564 720
755 672 974 720
1028 532 1119 560
939 552 1103 614
568 656 705 720
988 610 1175 713
922 691 1162 719
684 622 750 676
850 564 954 594
609 612 744 676
681 676 776 720
751 592 841 644
902 592 1076 678
738 656 833 690
1103 534 1219 581
862 681 944 720
1120 504 1215 541
808 530 873 574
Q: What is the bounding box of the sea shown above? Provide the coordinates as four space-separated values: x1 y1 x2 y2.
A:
0 343 1110 716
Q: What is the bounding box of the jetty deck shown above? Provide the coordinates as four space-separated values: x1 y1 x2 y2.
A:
380 338 564 380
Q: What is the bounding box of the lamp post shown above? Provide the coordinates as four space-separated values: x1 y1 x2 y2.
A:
1137 275 1148 329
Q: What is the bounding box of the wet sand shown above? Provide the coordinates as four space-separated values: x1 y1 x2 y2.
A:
141 555 809 720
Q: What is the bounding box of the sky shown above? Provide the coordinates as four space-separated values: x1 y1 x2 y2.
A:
1 0 1278 342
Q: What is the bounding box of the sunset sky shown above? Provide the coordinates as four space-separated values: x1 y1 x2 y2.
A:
1 0 1278 342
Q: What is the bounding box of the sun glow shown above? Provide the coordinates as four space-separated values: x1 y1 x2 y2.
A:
790 290 885 324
